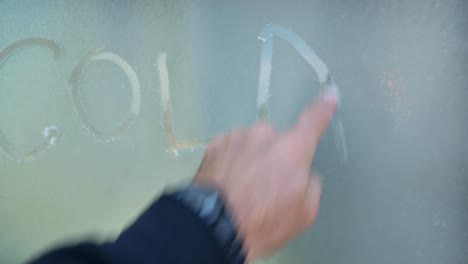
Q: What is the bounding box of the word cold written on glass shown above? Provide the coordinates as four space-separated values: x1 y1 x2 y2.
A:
0 24 347 163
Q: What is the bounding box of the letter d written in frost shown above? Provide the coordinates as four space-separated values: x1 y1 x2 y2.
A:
256 24 348 161
0 38 61 163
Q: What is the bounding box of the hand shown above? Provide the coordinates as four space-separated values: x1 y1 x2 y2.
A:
194 87 339 262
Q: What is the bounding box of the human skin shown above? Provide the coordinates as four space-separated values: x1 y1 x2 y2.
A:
194 86 339 262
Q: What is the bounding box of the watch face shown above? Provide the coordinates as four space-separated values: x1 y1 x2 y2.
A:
175 187 223 225
173 187 246 263
199 192 219 217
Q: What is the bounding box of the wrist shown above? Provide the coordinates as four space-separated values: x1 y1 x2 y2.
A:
192 182 258 263
169 184 247 264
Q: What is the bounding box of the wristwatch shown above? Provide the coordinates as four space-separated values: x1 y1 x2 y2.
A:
169 186 247 264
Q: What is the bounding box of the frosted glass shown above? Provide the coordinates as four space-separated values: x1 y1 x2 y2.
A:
1 1 467 263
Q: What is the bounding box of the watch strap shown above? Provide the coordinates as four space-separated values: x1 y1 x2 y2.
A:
170 186 246 264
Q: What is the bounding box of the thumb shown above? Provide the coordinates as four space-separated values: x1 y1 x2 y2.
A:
303 171 322 228
288 86 339 162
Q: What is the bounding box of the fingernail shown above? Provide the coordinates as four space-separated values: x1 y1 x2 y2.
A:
322 84 340 105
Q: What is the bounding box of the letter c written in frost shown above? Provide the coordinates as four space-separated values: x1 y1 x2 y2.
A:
0 38 62 163
69 48 141 141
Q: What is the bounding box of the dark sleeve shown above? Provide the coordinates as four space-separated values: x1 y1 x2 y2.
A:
30 195 228 264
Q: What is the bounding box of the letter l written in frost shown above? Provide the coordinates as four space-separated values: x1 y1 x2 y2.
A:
157 53 209 157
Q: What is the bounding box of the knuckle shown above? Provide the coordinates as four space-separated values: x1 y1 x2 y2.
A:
205 142 216 156
284 133 311 159
280 139 305 163
251 121 275 138
229 128 248 142
206 134 226 154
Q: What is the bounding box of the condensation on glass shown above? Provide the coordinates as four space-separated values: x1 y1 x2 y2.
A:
0 1 467 264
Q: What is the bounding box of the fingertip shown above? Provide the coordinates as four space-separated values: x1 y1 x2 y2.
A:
301 85 339 130
292 89 338 142
322 84 340 105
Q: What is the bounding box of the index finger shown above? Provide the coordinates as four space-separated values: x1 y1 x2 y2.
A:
287 86 339 162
